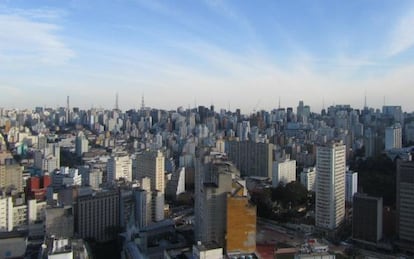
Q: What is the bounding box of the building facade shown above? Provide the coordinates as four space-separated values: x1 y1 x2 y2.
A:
107 154 133 182
396 160 414 249
345 170 358 203
315 142 346 230
272 158 296 187
226 140 273 178
135 150 165 193
300 167 316 192
75 190 119 242
352 193 383 243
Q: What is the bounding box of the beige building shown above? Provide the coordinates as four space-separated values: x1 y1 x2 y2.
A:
135 150 165 193
0 163 23 192
107 154 132 182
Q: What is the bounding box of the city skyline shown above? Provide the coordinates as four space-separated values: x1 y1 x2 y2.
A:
1 1 414 112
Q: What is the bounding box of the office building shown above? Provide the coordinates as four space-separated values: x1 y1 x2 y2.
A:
195 151 253 252
352 193 383 243
385 124 402 150
75 190 119 242
0 162 23 192
300 167 316 192
0 196 13 231
75 131 89 157
345 170 358 204
272 158 296 187
226 189 256 254
135 150 165 193
396 160 414 251
226 140 274 178
107 154 133 182
316 142 346 230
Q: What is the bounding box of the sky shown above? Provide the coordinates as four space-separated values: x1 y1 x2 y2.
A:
1 0 414 113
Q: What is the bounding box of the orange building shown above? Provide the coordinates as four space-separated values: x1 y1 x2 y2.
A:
226 191 256 254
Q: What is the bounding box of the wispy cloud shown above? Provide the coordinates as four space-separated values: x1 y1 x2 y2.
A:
0 8 73 67
387 8 414 56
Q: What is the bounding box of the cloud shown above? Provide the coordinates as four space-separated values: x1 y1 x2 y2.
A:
387 8 414 56
0 12 74 67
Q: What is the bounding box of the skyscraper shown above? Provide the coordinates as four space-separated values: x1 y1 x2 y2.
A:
396 160 414 251
385 124 402 150
316 142 346 230
107 154 132 183
272 157 296 187
226 140 274 178
135 150 165 193
75 131 89 157
352 193 383 243
345 170 358 204
300 167 316 192
194 152 235 248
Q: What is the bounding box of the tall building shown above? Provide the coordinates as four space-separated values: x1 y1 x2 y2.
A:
75 131 89 157
0 162 23 192
272 157 296 187
34 143 60 173
0 196 13 231
352 193 383 243
396 160 414 251
107 154 132 182
135 150 165 193
300 167 316 192
195 151 253 252
226 187 256 254
345 170 358 204
134 188 152 229
382 105 402 123
226 140 274 178
316 142 346 230
385 124 402 150
75 190 119 242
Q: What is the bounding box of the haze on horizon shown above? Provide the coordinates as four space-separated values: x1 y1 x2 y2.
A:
1 0 414 113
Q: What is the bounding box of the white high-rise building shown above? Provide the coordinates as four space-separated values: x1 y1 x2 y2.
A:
346 170 358 203
0 196 13 232
385 124 402 150
107 154 132 182
272 158 296 187
75 131 89 157
316 142 346 230
300 167 316 192
135 150 165 193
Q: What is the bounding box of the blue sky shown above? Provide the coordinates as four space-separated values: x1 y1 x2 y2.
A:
1 0 414 112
